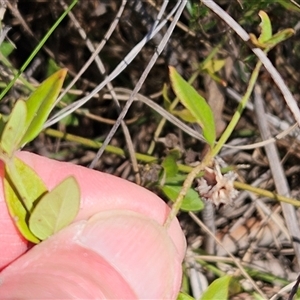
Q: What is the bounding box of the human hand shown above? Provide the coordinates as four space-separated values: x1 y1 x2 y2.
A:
0 151 186 299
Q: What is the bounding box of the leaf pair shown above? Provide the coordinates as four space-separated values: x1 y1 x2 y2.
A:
0 69 81 243
4 157 80 243
250 11 295 50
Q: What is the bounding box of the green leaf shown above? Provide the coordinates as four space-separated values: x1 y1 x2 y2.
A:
164 174 194 185
171 108 197 123
29 176 80 240
169 66 215 147
4 156 48 243
264 28 295 48
4 177 40 243
177 292 196 300
0 114 6 140
5 157 48 212
161 185 204 212
161 150 181 178
258 11 272 43
202 58 226 74
0 41 15 57
162 83 171 110
201 276 232 300
46 58 61 77
20 69 67 147
0 100 27 156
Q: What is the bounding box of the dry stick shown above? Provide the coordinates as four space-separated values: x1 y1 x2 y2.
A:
254 85 300 267
6 1 34 37
189 212 267 299
201 200 215 255
59 0 141 183
202 0 300 128
89 0 187 168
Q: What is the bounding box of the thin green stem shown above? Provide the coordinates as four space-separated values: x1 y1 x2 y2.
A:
211 59 263 157
0 0 78 100
164 151 213 228
44 128 158 163
234 181 300 207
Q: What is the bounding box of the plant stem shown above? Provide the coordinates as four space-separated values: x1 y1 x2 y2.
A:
164 151 213 228
211 59 263 157
234 181 300 207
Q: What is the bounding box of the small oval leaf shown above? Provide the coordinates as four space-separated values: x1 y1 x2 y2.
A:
4 157 48 243
20 69 67 147
161 185 204 212
201 276 232 300
5 157 48 212
1 100 27 156
29 176 80 240
169 66 216 147
4 178 40 243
